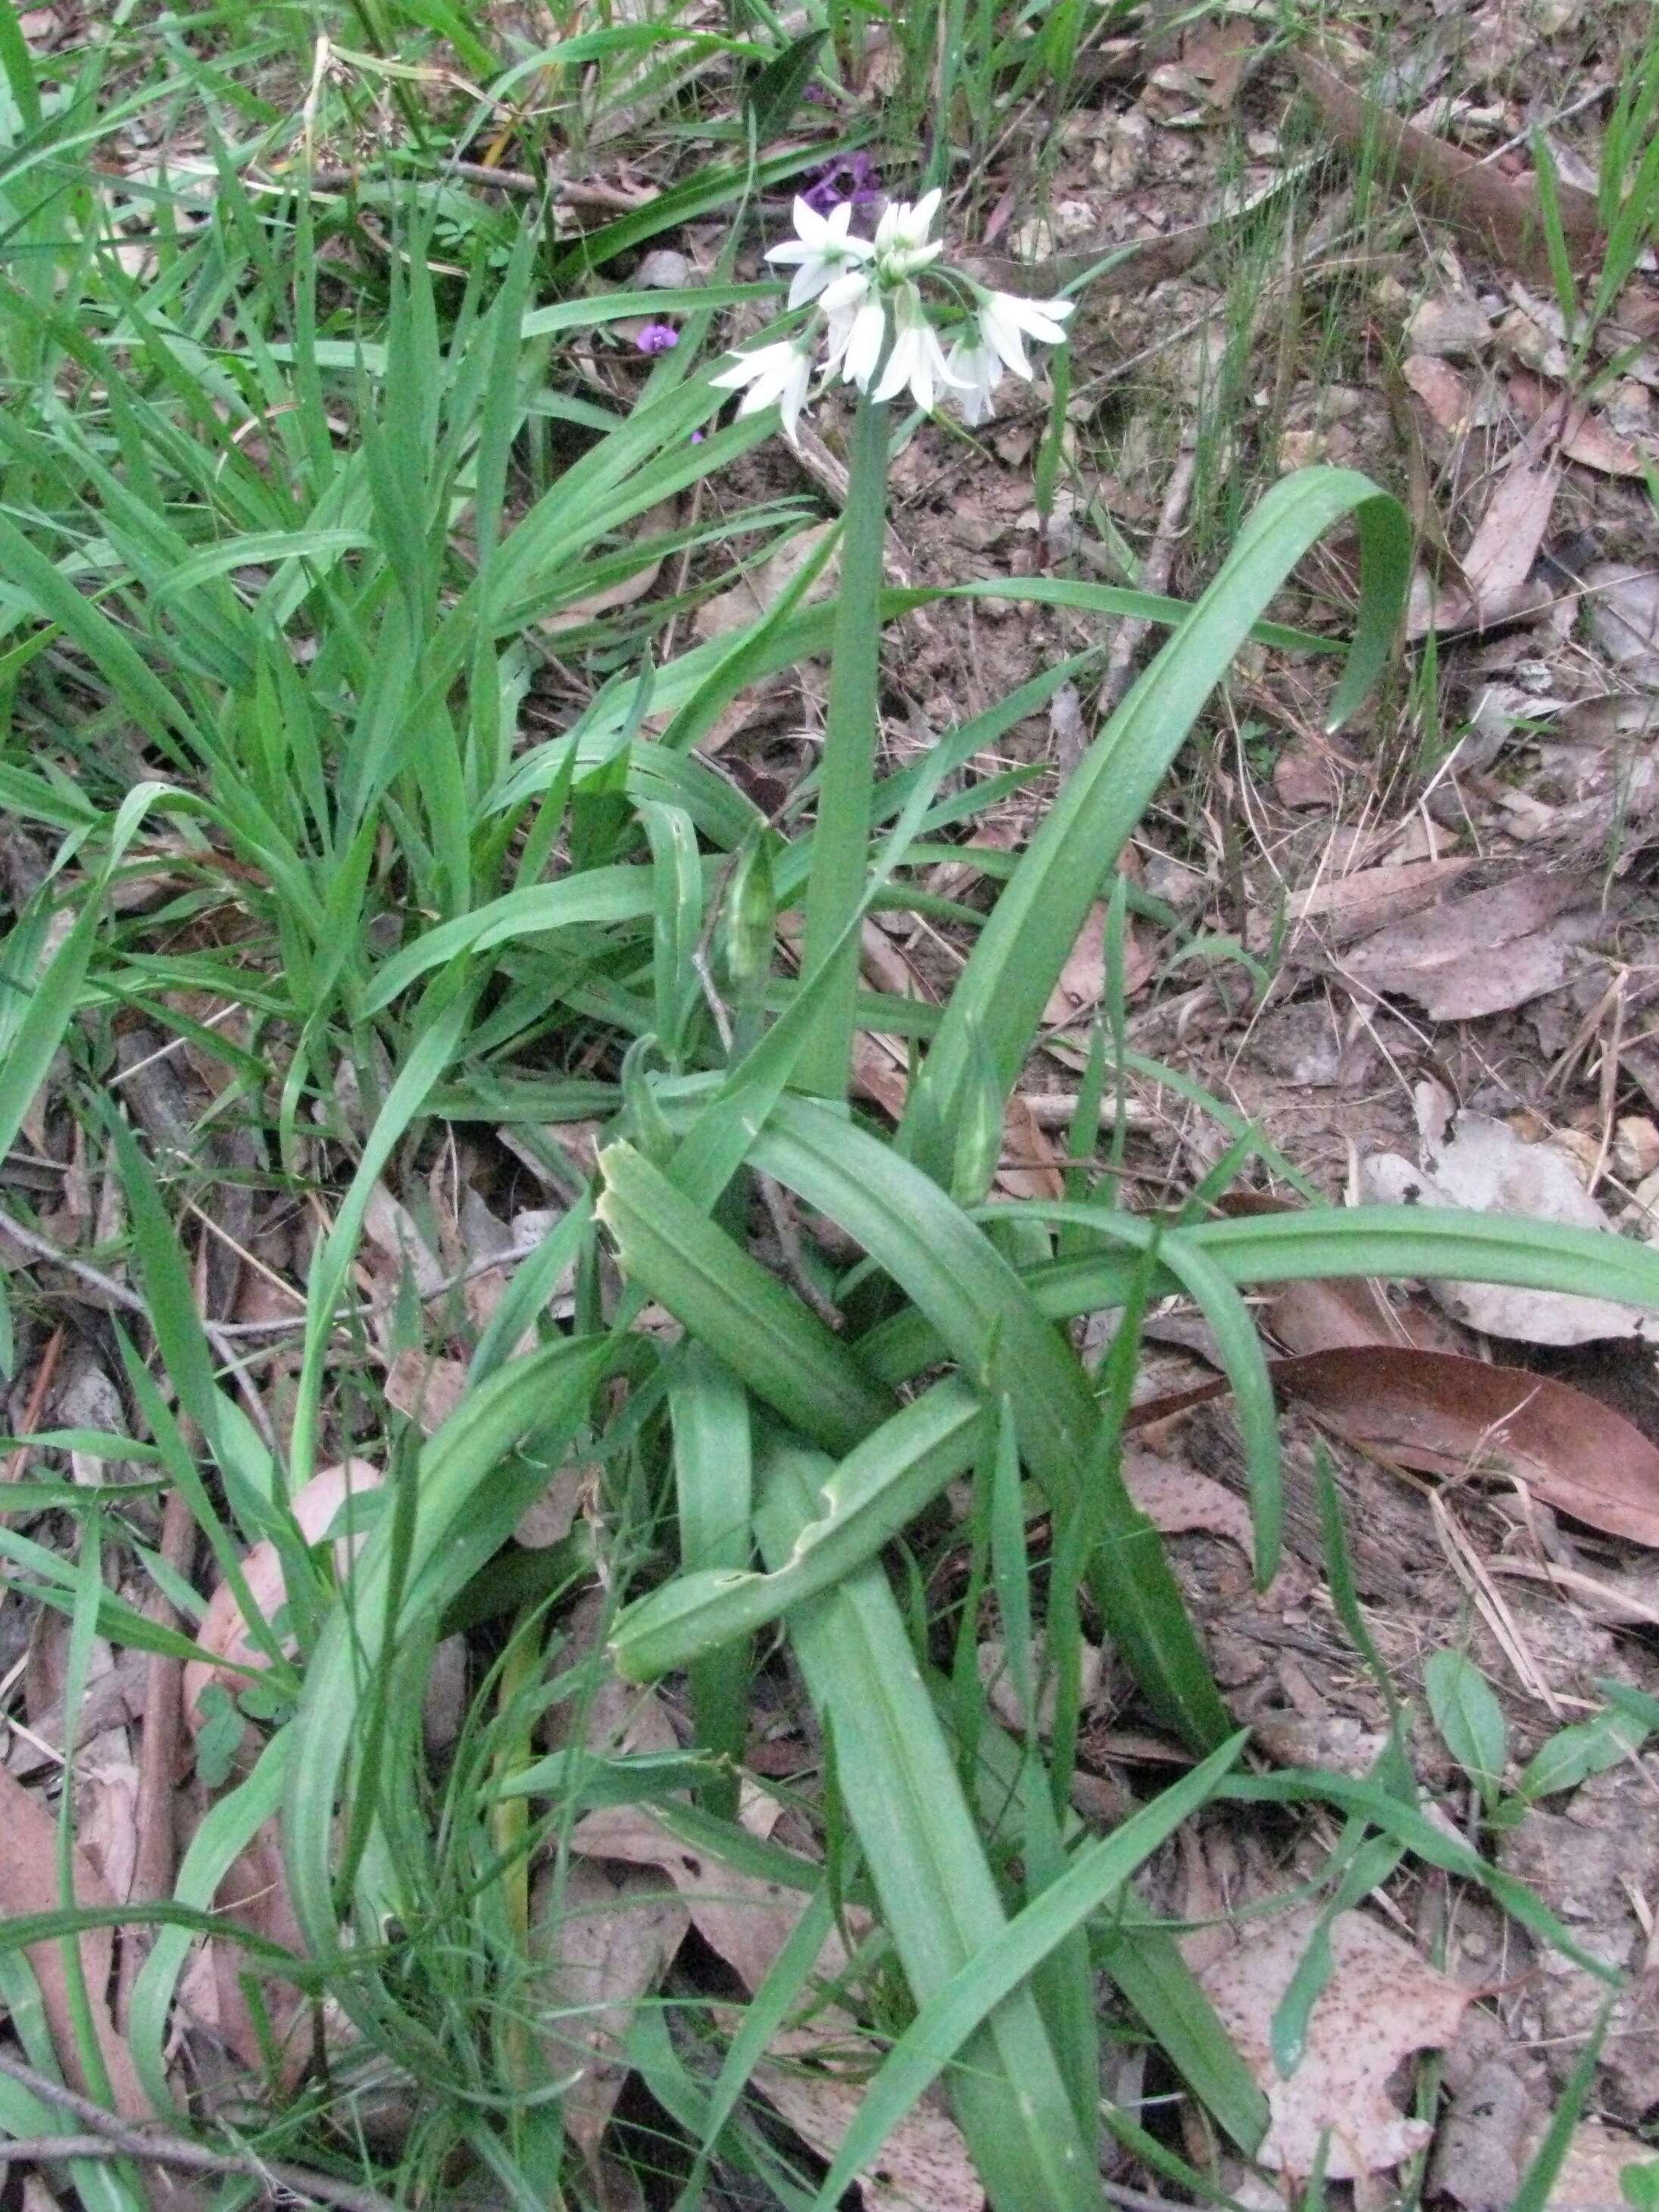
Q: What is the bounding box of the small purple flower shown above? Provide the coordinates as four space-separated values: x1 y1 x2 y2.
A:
636 322 679 355
689 430 705 444
801 148 881 218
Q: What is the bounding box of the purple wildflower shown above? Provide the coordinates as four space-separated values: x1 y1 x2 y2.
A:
800 148 881 218
636 321 679 355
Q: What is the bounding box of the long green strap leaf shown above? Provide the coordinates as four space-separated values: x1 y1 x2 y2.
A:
901 467 1410 1187
748 1098 1230 1750
612 1379 989 1680
756 1438 1105 2212
803 1729 1251 2210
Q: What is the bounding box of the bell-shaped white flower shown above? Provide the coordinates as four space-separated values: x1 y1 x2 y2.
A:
873 187 944 281
945 337 1003 426
711 338 814 446
976 289 1075 380
872 282 961 414
765 195 875 309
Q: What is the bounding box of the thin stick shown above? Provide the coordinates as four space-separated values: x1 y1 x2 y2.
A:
269 159 642 210
2 1323 64 1495
757 1172 845 1333
0 2051 405 2212
0 1205 276 1451
118 1482 196 2029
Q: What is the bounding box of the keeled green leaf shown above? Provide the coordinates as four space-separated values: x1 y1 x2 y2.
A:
1424 1651 1508 1811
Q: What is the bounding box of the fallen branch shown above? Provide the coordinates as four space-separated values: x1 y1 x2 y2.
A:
0 2051 405 2212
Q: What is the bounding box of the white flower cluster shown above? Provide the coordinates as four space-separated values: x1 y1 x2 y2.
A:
711 189 1074 446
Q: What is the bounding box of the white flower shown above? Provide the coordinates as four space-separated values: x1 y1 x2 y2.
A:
872 283 962 414
827 283 888 389
945 337 1002 426
711 338 814 446
873 187 944 281
765 195 875 310
976 289 1075 380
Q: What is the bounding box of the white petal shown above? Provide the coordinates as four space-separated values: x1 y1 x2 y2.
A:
766 239 814 264
871 326 916 404
1001 290 1073 345
791 195 830 245
787 260 830 308
908 187 942 242
819 267 872 315
711 352 761 392
979 295 1033 379
778 353 813 445
843 297 887 388
711 340 792 395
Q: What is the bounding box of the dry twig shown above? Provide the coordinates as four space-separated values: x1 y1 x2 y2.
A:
0 2051 404 2212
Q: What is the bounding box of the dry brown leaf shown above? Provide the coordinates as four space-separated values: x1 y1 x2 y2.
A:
1402 354 1478 433
1289 856 1472 946
568 1804 855 1999
1546 2119 1658 2207
1338 872 1598 1021
1405 295 1492 361
1429 2055 1536 2211
514 1464 587 1548
850 1033 911 1120
1217 1198 1460 1354
1124 1446 1255 1557
1268 1270 1463 1356
75 1742 141 1904
211 1817 310 2079
383 1347 468 1434
542 499 677 636
1199 1903 1471 2179
1584 560 1659 686
0 1764 148 2116
359 1183 445 1298
1362 1083 1648 1345
977 1632 1103 1735
1510 369 1650 477
996 1090 1064 1201
1460 386 1570 617
530 1857 689 2171
1177 15 1256 108
1042 899 1155 1029
184 1458 382 1729
1294 52 1600 281
693 520 837 642
751 2035 983 2212
1273 1345 1659 1545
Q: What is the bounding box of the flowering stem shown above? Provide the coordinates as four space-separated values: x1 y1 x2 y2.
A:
797 380 890 1098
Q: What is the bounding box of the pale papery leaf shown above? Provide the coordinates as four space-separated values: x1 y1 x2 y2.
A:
568 1802 858 2001
752 2035 983 2212
0 1764 149 2116
530 1856 689 2169
1198 1903 1472 2179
